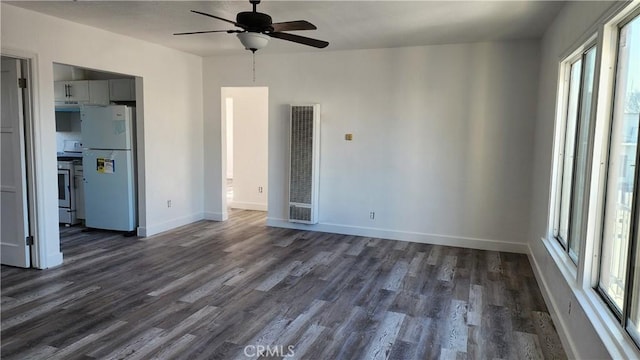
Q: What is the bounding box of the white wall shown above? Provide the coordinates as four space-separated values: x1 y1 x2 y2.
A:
52 63 86 81
226 97 234 179
222 87 268 211
204 40 540 252
528 1 639 358
1 4 204 268
54 112 81 152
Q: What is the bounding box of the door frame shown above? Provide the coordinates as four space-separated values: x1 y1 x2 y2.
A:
1 48 42 268
220 86 269 217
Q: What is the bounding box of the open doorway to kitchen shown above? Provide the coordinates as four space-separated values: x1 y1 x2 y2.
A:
221 87 268 214
53 63 145 250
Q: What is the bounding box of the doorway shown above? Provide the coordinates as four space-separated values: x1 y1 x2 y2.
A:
53 63 142 246
221 87 269 213
1 56 35 268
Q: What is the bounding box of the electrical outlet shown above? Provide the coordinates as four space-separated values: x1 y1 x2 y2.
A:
167 200 172 208
369 211 375 220
258 186 263 193
568 300 572 315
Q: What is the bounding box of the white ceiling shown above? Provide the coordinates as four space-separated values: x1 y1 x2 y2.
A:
7 1 565 57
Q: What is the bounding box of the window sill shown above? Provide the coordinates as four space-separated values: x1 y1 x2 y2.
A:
542 235 578 283
579 286 640 359
540 236 640 359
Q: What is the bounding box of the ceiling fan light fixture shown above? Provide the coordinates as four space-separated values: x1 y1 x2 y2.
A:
177 2 329 51
237 32 269 52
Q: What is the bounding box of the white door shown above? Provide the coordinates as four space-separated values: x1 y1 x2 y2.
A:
1 56 31 268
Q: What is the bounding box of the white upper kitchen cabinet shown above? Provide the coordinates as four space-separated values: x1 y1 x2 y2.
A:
88 80 109 105
54 80 89 103
109 79 135 101
53 81 66 100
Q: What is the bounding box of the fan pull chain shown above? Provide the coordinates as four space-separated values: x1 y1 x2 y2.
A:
252 52 256 83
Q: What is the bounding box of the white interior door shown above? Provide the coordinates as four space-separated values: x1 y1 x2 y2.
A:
1 56 31 268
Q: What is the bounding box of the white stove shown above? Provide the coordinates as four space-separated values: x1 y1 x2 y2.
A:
58 140 83 160
58 140 83 225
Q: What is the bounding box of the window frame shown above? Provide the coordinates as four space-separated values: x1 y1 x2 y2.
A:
552 39 598 265
594 5 640 346
545 2 640 356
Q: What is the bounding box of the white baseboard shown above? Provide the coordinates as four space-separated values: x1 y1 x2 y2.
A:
527 241 578 359
139 213 204 237
529 237 640 360
136 227 146 237
204 211 228 221
266 218 528 253
229 201 267 211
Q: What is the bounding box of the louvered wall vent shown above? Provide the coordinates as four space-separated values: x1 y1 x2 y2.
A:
288 104 320 224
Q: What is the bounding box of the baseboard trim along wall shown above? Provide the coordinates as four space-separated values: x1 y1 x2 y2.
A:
527 241 578 359
204 211 228 222
528 237 640 360
229 202 267 211
139 212 204 237
266 218 528 254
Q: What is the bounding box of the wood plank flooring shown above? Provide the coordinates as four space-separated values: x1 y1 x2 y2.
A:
1 210 566 359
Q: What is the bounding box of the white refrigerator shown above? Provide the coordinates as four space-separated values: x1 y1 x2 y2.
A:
81 105 136 232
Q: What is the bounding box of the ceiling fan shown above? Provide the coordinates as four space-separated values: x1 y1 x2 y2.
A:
174 0 329 53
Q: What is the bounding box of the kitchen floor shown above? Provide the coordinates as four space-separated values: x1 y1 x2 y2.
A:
1 210 566 359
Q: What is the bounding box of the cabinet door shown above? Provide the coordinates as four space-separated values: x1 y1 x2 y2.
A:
68 80 89 102
109 79 135 101
54 81 67 101
89 80 109 105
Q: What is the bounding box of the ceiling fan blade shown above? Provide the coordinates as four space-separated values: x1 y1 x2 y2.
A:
174 30 238 35
271 20 317 32
190 10 245 29
268 32 328 48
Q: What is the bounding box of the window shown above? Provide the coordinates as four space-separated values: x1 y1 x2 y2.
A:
598 10 640 347
630 229 640 343
554 44 597 264
548 4 640 353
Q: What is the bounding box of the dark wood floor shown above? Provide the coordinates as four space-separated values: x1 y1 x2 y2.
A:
1 210 566 359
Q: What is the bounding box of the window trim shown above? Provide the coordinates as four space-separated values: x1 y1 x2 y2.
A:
625 140 640 344
596 6 640 326
595 18 627 319
570 46 599 264
553 56 576 249
585 4 624 292
539 235 639 358
619 8 640 346
544 1 640 357
552 39 598 266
